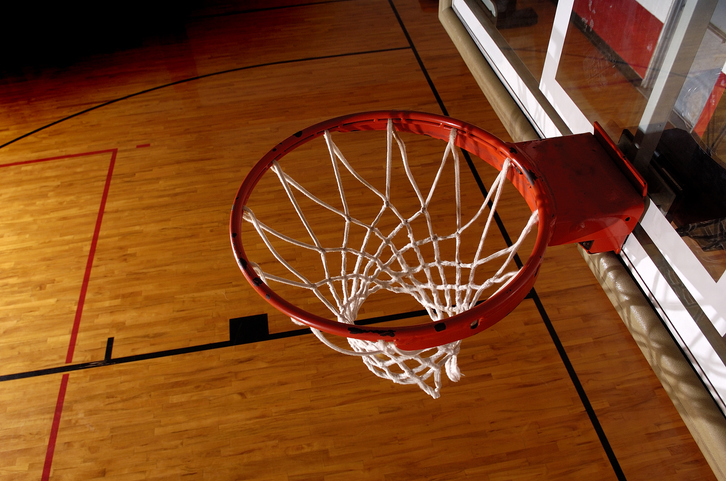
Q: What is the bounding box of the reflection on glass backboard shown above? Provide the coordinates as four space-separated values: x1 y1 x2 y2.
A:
479 0 557 82
552 0 726 280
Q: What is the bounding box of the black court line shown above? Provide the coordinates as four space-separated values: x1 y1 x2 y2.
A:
0 310 430 382
0 46 410 150
191 0 357 20
388 0 449 117
4 294 540 383
532 290 627 480
388 1 626 479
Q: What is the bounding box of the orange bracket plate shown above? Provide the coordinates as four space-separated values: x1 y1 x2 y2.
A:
512 123 647 254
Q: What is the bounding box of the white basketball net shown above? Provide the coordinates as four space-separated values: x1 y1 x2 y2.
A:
242 120 538 398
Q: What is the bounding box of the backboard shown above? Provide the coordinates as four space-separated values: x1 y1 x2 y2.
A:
441 0 726 470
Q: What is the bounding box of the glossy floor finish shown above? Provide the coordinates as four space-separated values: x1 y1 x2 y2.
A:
0 1 717 479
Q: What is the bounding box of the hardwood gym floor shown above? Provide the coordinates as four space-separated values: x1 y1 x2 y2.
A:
0 1 717 479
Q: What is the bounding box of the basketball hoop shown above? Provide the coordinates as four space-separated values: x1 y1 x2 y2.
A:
230 111 646 397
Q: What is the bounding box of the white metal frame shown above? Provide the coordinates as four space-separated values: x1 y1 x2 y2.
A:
452 0 566 137
539 0 593 134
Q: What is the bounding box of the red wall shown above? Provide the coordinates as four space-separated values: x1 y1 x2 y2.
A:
573 0 664 78
694 70 726 136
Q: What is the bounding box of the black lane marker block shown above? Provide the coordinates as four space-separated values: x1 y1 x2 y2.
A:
230 314 270 345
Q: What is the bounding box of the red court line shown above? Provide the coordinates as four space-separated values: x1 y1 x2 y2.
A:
6 149 119 480
0 148 117 169
42 374 69 481
66 148 118 363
